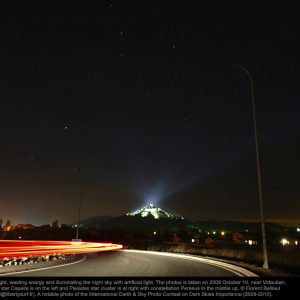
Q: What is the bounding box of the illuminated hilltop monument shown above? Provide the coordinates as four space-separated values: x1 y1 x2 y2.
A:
127 204 184 220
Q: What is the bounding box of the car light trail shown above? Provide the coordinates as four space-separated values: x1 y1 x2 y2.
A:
0 240 123 258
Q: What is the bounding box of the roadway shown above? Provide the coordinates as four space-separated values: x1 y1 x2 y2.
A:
3 250 256 277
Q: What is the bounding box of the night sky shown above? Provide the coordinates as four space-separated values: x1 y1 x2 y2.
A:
0 1 299 226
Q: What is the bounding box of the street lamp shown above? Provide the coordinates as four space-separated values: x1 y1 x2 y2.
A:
231 63 269 269
74 167 84 240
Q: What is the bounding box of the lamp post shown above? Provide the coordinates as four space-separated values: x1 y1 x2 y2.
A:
74 167 84 240
232 63 269 269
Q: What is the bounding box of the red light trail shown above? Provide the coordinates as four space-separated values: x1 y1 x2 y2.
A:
0 240 123 258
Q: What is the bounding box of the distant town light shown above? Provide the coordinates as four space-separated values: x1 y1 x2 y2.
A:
245 239 256 246
295 241 298 246
18 236 22 239
221 231 226 236
153 231 157 235
280 238 289 246
213 231 216 235
191 239 195 243
297 228 300 232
